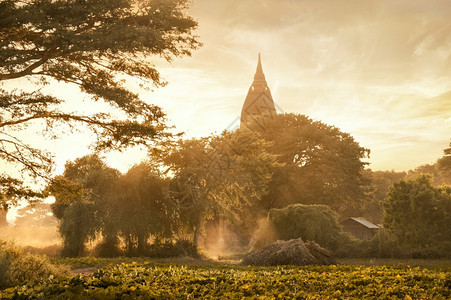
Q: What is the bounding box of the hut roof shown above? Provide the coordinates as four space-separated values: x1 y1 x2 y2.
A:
342 217 379 229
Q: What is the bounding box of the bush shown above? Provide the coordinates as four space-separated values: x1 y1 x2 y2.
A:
407 241 451 259
0 241 67 289
267 204 344 251
333 232 365 258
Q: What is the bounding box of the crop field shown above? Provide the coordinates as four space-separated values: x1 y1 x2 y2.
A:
1 258 450 299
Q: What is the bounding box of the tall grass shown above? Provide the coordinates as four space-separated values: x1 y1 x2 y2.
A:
0 241 67 289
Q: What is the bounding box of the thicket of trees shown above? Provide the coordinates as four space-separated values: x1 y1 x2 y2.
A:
8 117 449 258
47 155 174 257
47 128 279 256
383 175 451 255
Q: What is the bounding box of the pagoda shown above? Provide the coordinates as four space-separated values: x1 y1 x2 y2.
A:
240 53 277 127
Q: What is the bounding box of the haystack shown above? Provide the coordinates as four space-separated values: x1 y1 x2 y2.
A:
304 241 336 265
242 238 335 266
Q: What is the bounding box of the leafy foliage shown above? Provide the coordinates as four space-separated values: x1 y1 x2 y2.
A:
0 0 200 208
116 163 173 256
267 204 344 251
383 175 451 253
0 241 66 289
251 114 370 216
48 154 120 256
1 261 449 298
361 169 406 224
48 155 179 257
155 129 279 249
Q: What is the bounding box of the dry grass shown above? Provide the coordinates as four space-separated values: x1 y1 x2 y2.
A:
304 241 336 265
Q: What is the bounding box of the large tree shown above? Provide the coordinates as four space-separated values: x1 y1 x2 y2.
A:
0 0 200 208
48 154 120 256
156 129 278 249
116 162 172 256
250 113 370 216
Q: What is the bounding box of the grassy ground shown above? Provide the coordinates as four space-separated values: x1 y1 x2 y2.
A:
1 258 450 299
1 256 450 298
338 258 451 269
50 256 451 270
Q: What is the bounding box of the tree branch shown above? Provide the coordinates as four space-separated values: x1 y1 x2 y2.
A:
0 56 51 81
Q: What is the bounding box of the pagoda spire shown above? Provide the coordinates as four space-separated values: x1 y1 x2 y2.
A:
253 53 266 83
240 54 277 127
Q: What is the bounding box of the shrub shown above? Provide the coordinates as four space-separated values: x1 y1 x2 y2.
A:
0 241 67 289
267 204 344 251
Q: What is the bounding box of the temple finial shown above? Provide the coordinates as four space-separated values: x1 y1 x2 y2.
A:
254 53 265 81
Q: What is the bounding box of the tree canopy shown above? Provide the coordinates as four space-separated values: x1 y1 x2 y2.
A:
0 0 200 208
155 129 279 249
249 113 370 216
115 162 172 255
48 154 120 256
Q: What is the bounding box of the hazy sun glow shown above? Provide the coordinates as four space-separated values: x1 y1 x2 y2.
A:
153 0 450 172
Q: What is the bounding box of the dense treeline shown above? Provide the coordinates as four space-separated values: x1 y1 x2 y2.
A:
45 113 450 258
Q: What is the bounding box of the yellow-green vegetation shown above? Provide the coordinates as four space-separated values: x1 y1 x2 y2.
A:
0 242 67 289
1 257 449 299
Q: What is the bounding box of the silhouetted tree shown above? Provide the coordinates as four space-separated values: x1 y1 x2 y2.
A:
14 202 58 228
437 141 451 175
0 0 200 209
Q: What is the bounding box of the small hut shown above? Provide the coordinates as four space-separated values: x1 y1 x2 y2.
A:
340 217 379 240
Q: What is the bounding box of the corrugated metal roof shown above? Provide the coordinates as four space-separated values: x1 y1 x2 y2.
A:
345 217 380 229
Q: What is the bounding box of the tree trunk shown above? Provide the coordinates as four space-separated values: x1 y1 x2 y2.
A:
193 216 202 252
137 234 147 256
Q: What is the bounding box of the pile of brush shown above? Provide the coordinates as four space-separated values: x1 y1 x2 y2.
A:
242 238 336 266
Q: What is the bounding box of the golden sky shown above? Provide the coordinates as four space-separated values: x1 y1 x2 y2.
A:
144 0 450 171
3 0 451 178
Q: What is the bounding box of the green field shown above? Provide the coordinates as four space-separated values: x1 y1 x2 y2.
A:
1 258 450 299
